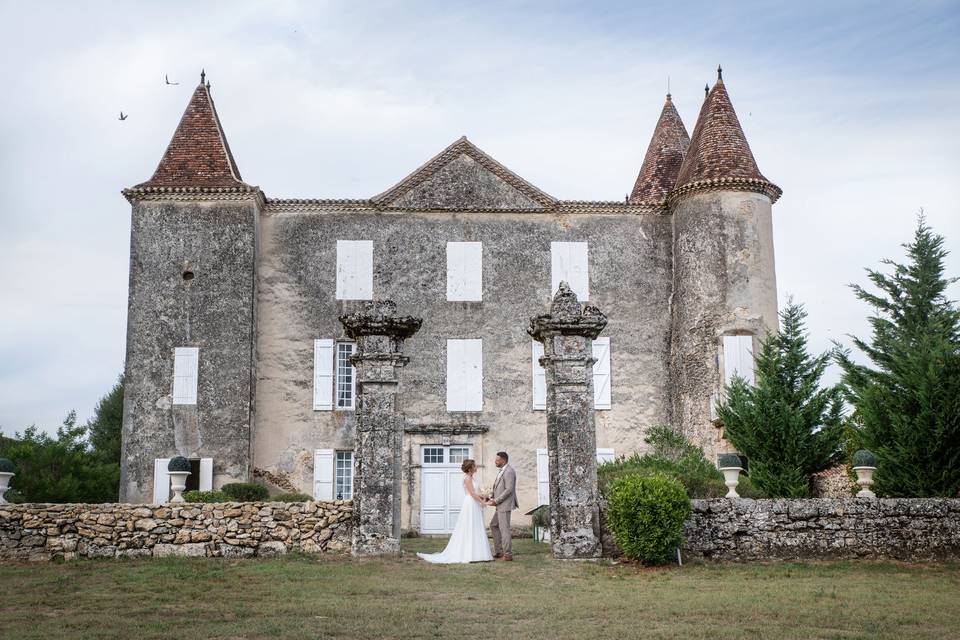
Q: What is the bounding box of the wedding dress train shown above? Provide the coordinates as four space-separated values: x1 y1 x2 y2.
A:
416 476 493 564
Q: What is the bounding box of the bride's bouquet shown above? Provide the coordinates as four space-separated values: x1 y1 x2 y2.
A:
479 484 494 500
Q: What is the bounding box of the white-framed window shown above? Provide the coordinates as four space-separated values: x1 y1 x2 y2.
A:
335 342 356 410
722 334 755 386
423 447 445 464
336 240 373 300
550 241 589 300
593 337 611 410
532 340 546 410
172 347 199 405
335 451 354 500
446 242 483 301
446 338 483 412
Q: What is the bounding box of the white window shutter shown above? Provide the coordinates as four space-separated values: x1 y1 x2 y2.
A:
532 340 546 410
737 336 755 385
592 337 611 410
446 242 483 302
464 339 483 411
536 448 550 506
596 448 615 465
336 240 373 300
313 339 334 410
172 347 199 405
199 458 213 491
550 242 589 300
314 449 334 501
446 339 464 411
153 458 171 504
723 335 755 386
447 339 483 411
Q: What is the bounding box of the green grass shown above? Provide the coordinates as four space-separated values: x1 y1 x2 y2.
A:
1 538 958 639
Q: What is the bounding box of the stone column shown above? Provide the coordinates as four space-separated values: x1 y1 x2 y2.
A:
339 300 422 556
528 282 607 559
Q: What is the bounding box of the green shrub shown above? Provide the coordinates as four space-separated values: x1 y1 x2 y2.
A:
221 482 269 501
852 449 876 468
0 458 15 473
530 505 550 529
598 426 765 499
3 488 25 504
269 492 313 502
167 456 191 472
606 474 691 564
717 453 743 469
181 490 230 503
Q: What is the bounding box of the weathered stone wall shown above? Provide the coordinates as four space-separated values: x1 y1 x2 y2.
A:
604 498 960 561
121 198 260 503
0 501 350 562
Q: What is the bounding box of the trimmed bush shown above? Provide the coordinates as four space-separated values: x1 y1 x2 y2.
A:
852 449 876 468
182 490 230 503
0 457 15 473
717 453 743 469
221 482 269 501
606 474 691 565
167 456 191 472
270 492 314 502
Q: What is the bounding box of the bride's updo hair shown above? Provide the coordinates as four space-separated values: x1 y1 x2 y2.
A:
461 459 476 473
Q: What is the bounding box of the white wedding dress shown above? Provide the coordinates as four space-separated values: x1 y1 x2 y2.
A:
417 475 493 564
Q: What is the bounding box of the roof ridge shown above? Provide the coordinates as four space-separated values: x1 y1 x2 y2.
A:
370 137 556 206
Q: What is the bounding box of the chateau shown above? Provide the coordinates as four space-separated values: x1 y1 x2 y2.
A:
119 68 780 533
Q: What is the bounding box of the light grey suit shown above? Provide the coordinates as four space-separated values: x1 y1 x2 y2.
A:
489 464 519 556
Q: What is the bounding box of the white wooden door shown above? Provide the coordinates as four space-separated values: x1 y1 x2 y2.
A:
420 445 472 534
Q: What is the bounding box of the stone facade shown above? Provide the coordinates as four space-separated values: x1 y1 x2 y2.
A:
0 501 351 562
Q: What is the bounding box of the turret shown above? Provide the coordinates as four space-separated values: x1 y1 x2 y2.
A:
629 93 690 207
667 67 781 458
119 73 261 503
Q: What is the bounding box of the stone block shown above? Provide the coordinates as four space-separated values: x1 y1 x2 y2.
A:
257 541 287 556
153 543 207 558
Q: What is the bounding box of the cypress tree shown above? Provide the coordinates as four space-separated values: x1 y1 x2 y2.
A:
717 302 844 497
836 218 960 497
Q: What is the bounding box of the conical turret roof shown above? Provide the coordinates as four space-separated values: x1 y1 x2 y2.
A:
135 73 246 188
675 71 773 190
629 94 690 204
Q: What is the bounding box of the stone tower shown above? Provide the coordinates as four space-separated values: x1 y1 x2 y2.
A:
666 68 781 458
119 73 261 502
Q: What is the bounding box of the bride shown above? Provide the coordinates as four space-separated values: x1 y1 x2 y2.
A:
416 458 493 563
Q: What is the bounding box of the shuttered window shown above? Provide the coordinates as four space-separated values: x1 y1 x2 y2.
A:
532 341 546 410
550 241 589 300
172 347 199 405
336 240 373 300
153 458 171 504
314 449 334 500
335 342 356 410
446 242 483 301
313 339 334 410
446 339 483 412
722 335 755 386
536 448 615 505
593 337 611 410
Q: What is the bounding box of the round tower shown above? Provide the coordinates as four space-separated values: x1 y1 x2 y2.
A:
667 67 782 459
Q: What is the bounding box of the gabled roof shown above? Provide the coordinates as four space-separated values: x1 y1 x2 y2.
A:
675 72 772 189
371 136 556 210
134 75 247 188
629 94 690 205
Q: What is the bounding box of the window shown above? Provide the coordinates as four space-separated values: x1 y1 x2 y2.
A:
446 339 483 412
153 457 213 504
593 337 611 410
536 448 614 505
722 335 755 386
446 242 483 301
335 451 354 500
172 347 199 405
550 241 589 300
423 447 445 464
336 240 373 300
313 339 334 410
448 447 470 464
335 342 356 410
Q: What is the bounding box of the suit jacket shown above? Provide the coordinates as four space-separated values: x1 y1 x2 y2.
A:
492 464 519 512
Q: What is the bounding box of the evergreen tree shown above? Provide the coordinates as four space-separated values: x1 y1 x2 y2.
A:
87 373 124 465
717 302 844 497
836 218 960 497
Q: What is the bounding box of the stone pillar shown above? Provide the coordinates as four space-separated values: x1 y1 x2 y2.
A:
339 300 422 556
528 282 607 559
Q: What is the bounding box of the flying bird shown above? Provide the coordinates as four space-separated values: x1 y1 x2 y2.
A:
118 112 128 121
165 74 179 85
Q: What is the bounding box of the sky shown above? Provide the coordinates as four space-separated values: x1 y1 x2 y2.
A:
0 0 958 435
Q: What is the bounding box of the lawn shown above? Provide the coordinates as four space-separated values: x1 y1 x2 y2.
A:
1 538 958 639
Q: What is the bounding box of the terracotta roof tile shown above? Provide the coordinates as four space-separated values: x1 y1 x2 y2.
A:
629 95 690 204
135 78 245 188
675 75 771 188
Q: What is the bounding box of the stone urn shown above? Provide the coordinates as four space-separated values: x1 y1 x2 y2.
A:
718 453 743 498
852 449 877 498
167 456 192 503
0 457 15 505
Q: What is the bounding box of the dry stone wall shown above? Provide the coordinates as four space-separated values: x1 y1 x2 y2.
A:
0 501 351 562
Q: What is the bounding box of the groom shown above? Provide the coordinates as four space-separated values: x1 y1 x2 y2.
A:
485 451 518 561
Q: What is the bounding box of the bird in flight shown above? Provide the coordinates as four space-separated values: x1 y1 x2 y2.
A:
165 74 179 85
119 112 128 121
